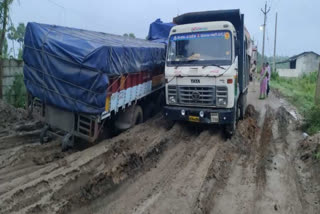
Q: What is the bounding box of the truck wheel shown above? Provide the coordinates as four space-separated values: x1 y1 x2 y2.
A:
62 133 73 152
225 103 237 137
154 90 165 113
27 93 34 118
40 125 49 144
239 93 247 120
133 105 143 125
115 104 143 130
225 120 236 137
143 102 155 121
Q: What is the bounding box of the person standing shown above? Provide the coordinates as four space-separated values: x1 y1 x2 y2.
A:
250 60 257 81
266 62 271 96
259 63 268 99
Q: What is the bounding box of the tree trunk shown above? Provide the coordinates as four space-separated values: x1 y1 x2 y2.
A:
0 0 8 99
0 0 8 57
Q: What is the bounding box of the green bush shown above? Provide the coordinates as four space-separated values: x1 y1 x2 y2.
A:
271 71 320 135
304 105 320 135
5 73 26 108
314 151 320 160
271 71 279 81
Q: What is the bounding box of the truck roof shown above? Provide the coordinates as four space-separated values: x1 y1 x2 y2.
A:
169 21 236 35
173 9 242 32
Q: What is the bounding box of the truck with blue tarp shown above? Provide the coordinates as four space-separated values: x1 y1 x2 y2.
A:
163 9 252 135
23 20 173 150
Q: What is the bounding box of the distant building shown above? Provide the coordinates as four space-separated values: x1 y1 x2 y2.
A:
276 51 320 77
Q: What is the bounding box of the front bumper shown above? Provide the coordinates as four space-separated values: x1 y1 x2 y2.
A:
163 105 235 124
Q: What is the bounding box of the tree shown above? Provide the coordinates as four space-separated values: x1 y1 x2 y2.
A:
123 33 136 39
7 22 25 59
2 35 8 57
7 25 15 56
0 0 13 58
128 33 135 39
0 0 14 99
14 23 24 50
0 31 8 57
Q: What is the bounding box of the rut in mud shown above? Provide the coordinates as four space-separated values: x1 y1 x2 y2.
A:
1 89 320 214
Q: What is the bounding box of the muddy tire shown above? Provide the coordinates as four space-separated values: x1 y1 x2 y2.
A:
143 102 155 121
225 102 238 137
239 93 247 120
225 119 236 137
62 133 73 152
154 90 165 113
27 93 34 118
40 125 49 144
133 105 143 125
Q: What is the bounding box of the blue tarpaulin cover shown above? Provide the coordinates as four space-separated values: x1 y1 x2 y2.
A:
147 19 175 44
23 22 165 114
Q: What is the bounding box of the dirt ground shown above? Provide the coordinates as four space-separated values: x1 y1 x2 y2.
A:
0 82 320 214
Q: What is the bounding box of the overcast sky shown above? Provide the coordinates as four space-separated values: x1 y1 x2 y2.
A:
10 0 319 57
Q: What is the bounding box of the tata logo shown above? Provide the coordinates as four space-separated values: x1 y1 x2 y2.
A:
191 27 208 32
191 79 200 83
192 91 200 101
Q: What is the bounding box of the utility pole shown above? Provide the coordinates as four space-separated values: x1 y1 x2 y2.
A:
273 12 278 73
261 2 271 64
256 40 259 65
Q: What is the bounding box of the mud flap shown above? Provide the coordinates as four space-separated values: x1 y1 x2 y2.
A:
239 91 248 120
225 101 238 137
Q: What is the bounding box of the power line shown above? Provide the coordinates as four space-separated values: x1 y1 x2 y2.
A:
46 0 64 9
44 0 110 30
46 0 66 24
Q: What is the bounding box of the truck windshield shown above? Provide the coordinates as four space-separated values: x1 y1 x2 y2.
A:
167 30 232 66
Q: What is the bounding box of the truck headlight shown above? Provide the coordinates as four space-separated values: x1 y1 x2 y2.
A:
216 86 228 107
169 96 177 104
217 97 227 107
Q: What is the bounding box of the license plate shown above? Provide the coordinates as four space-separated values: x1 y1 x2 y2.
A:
189 115 200 123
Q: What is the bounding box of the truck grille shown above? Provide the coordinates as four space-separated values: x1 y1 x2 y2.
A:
216 86 228 98
178 86 215 106
167 85 177 97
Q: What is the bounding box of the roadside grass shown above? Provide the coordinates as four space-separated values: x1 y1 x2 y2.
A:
270 71 320 135
314 151 320 160
4 73 26 108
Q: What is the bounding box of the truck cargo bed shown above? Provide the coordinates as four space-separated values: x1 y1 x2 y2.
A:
23 23 166 114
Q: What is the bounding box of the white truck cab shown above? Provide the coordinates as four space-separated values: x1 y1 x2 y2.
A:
164 10 251 135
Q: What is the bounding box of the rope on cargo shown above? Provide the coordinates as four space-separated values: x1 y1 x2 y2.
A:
41 27 54 111
24 78 102 111
24 44 131 98
25 31 155 111
24 45 103 75
24 64 105 95
105 46 132 93
24 45 149 94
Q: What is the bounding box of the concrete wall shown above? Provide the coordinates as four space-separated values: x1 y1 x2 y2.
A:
278 53 320 78
1 59 24 100
277 68 300 78
296 53 320 75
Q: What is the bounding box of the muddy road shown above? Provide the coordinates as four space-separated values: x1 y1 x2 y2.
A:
0 84 320 214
